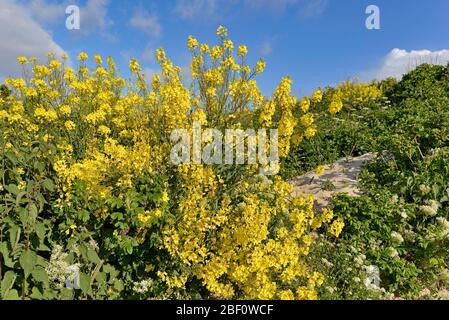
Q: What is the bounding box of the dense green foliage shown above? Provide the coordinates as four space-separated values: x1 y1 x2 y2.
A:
286 63 449 299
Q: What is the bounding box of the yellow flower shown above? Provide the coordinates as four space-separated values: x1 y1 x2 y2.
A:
64 120 76 131
200 44 210 55
138 213 151 224
315 165 325 175
161 191 169 203
78 52 89 61
237 45 248 57
254 58 266 75
329 98 343 114
17 56 28 65
329 218 345 237
98 125 111 136
129 58 142 73
223 39 234 52
18 181 26 190
311 89 323 104
187 36 199 50
299 97 310 112
211 46 223 60
216 25 228 37
304 127 317 138
95 54 103 65
49 60 61 70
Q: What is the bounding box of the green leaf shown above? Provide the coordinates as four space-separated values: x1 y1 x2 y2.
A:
28 203 39 222
34 162 45 174
19 250 37 278
15 191 27 206
35 222 46 240
5 184 20 196
31 267 49 285
0 242 14 268
30 287 44 300
43 179 55 192
79 272 91 294
87 249 101 264
3 289 20 300
8 225 20 249
95 272 107 285
113 279 124 291
1 271 17 298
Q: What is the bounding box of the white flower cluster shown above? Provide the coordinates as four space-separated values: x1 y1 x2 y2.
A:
390 231 404 245
45 245 70 287
45 245 80 289
133 279 154 294
419 200 440 217
436 217 449 239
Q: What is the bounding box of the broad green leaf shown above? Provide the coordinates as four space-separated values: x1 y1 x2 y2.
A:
87 249 101 264
1 271 17 297
3 289 20 300
95 272 106 285
5 184 20 196
30 287 44 300
43 179 55 192
15 191 27 206
8 225 20 249
79 272 91 294
0 242 14 268
31 267 49 285
19 250 37 278
35 222 46 240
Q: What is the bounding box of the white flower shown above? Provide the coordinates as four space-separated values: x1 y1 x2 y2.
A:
387 247 399 259
420 200 439 217
436 217 449 238
419 184 431 195
46 245 70 287
391 231 404 245
133 279 154 294
418 288 431 298
437 289 449 300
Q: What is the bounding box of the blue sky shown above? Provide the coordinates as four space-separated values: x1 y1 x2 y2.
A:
2 0 449 96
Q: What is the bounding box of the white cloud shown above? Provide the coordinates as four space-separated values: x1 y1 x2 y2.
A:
366 48 449 80
260 40 273 56
25 0 65 24
298 0 327 18
129 9 161 37
0 0 66 78
174 0 219 20
21 0 112 35
77 0 113 36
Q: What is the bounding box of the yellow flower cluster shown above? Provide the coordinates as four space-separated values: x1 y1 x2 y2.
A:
0 26 339 300
329 80 382 114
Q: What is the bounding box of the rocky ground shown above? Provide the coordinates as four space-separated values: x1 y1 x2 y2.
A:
289 153 378 209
